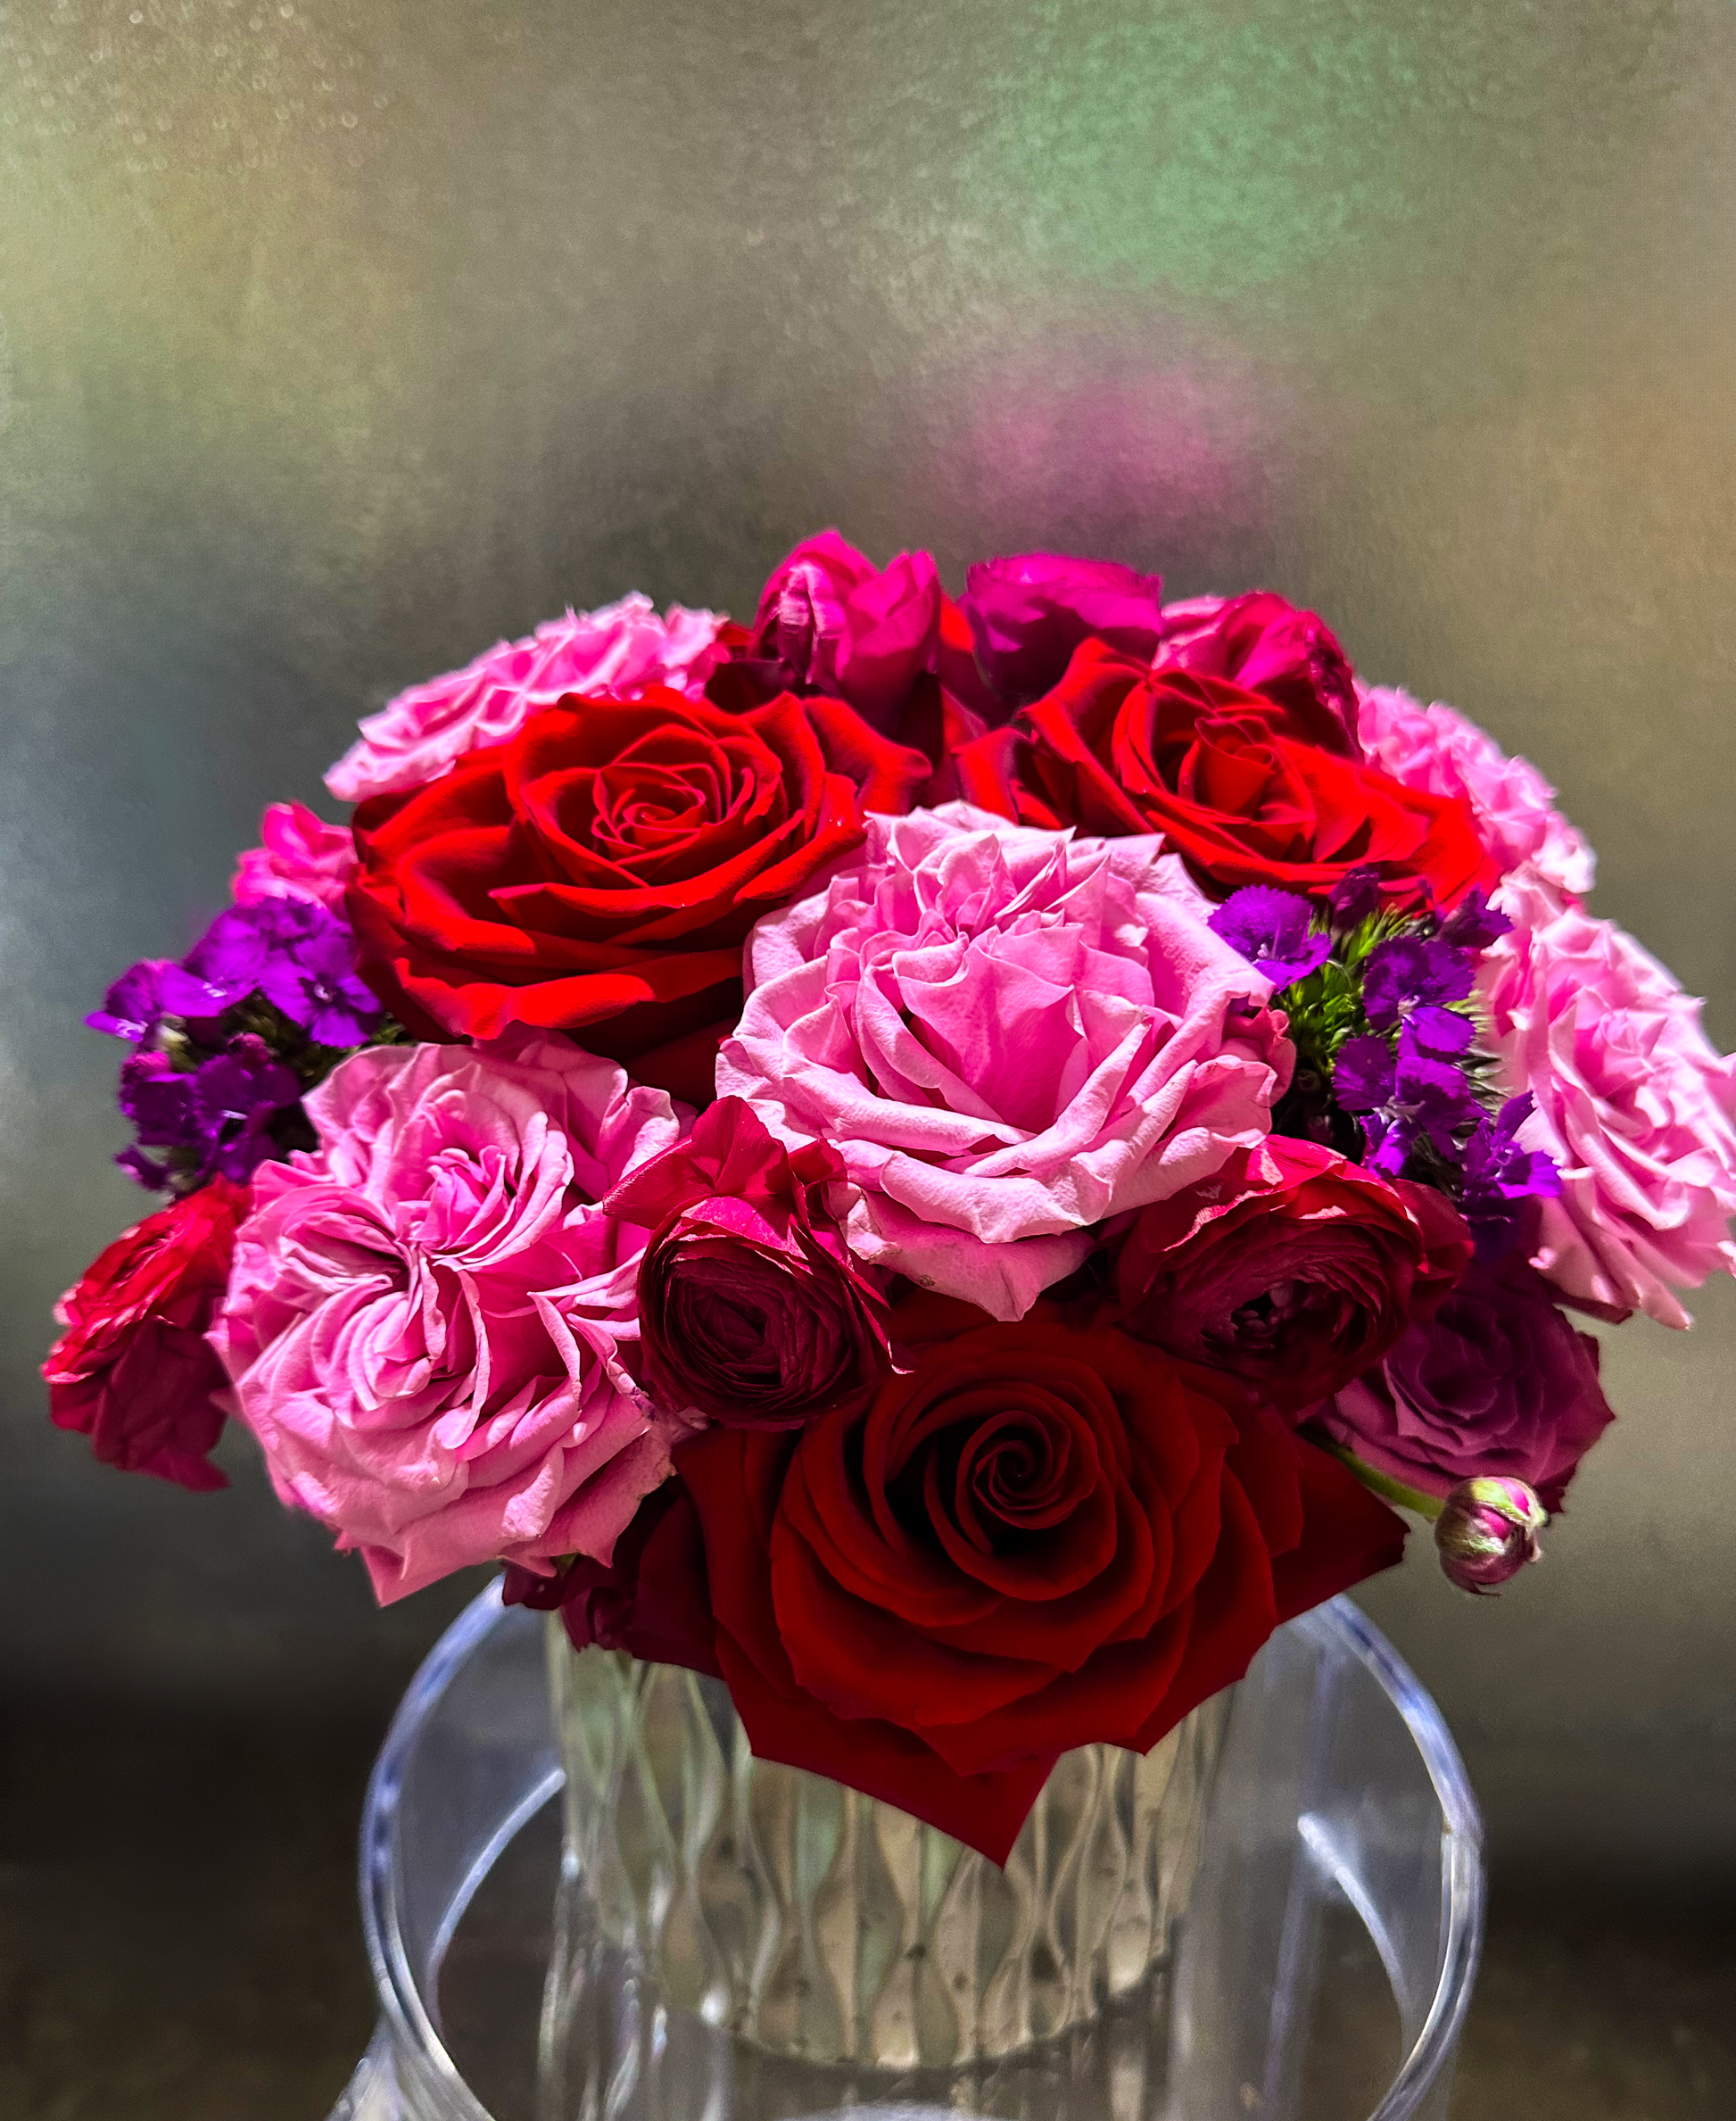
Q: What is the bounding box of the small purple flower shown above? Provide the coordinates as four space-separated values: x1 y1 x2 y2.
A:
193 1037 304 1181
87 960 173 1043
1391 1050 1484 1156
258 920 383 1046
119 1051 202 1147
1208 885 1332 990
1440 887 1513 951
116 1037 302 1189
91 898 380 1197
1362 935 1475 1032
1332 1035 1396 1114
1327 866 1385 927
1337 1036 1483 1179
1460 1093 1562 1258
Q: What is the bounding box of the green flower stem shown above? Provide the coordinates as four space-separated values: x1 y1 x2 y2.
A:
1315 1437 1444 1520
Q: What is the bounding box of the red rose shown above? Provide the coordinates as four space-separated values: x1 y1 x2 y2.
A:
952 640 1498 910
349 687 914 1100
1113 1139 1472 1413
566 1301 1405 1860
44 1177 250 1492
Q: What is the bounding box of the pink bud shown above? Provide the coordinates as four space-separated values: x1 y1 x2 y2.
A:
1434 1475 1548 1595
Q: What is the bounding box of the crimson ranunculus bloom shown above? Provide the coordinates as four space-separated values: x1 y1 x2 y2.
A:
605 1097 889 1429
558 1301 1406 1860
44 1177 250 1492
1114 1139 1472 1413
349 687 912 1100
952 640 1499 910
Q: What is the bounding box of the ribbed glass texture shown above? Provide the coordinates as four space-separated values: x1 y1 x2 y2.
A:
548 1632 1228 2074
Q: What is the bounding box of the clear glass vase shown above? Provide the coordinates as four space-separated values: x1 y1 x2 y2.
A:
330 1586 1484 2121
541 1627 1229 2115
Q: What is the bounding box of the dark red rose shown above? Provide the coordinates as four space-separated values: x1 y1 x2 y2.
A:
44 1177 250 1492
951 640 1498 911
604 1097 889 1428
508 1480 723 1672
348 688 913 1101
707 531 1000 799
575 1300 1405 1860
1113 1139 1471 1413
1155 591 1360 752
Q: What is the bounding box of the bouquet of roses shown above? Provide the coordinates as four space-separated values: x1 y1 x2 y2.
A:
47 535 1736 1860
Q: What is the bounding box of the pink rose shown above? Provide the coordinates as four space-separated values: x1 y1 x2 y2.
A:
1482 867 1736 1326
716 804 1292 1321
1156 591 1360 754
325 593 725 804
211 1037 689 1601
231 801 357 913
1356 684 1594 898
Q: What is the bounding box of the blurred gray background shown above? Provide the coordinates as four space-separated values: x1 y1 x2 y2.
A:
3 1 1734 2108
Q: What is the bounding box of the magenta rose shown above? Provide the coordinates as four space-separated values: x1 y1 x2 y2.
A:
1155 591 1360 753
325 593 726 803
231 801 357 913
45 1177 251 1492
1114 1138 1472 1412
211 1037 689 1601
961 551 1166 709
718 803 1291 1321
1316 1258 1615 1511
1482 867 1736 1326
1357 685 1594 899
604 1097 889 1428
706 531 998 800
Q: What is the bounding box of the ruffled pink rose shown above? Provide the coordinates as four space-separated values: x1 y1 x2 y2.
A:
231 801 357 913
325 594 726 804
1356 684 1594 898
1482 867 1736 1326
211 1037 690 1601
716 804 1292 1320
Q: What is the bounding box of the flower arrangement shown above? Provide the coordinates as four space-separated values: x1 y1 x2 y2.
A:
47 534 1736 1861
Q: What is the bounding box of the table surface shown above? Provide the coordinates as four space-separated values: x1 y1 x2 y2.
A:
5 1688 1731 2121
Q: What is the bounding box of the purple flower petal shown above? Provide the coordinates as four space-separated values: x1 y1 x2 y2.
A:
1440 887 1513 950
258 924 381 1044
1208 885 1331 989
1362 935 1476 1030
1327 866 1384 927
1460 1092 1562 1257
114 1144 171 1190
118 1054 202 1147
1332 1035 1396 1113
1401 1005 1476 1059
87 960 171 1043
1392 1051 1482 1154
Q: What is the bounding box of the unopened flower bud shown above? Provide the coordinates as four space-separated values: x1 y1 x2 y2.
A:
1434 1475 1548 1595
